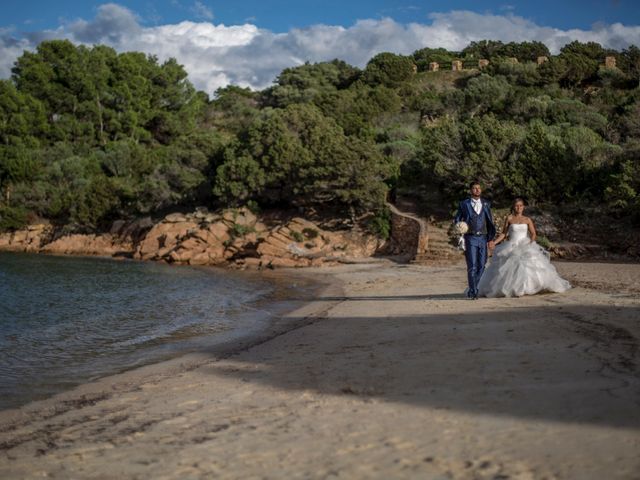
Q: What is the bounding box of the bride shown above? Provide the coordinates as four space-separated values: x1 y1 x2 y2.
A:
477 198 571 298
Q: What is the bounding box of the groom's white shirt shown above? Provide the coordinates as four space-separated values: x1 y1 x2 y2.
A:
471 198 482 215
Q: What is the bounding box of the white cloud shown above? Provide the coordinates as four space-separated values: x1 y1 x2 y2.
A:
68 3 141 43
1 6 639 95
191 1 214 21
0 28 33 79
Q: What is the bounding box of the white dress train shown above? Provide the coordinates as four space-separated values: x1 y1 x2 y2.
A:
478 224 571 298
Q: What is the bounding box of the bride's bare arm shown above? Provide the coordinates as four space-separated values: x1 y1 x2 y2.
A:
494 216 511 245
528 218 537 242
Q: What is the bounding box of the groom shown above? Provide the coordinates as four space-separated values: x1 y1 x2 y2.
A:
454 181 496 299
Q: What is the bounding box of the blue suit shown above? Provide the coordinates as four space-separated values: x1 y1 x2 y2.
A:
454 198 496 298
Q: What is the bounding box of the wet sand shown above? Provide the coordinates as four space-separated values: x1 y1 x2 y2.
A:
1 260 639 479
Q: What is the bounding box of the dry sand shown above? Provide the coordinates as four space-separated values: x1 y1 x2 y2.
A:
1 260 639 479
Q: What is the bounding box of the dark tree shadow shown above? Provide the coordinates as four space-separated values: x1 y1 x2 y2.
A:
311 293 465 301
201 305 640 429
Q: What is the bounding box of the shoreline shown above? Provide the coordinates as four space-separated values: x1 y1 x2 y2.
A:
1 260 639 479
0 251 345 412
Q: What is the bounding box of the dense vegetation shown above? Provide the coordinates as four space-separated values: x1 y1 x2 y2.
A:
1 39 639 233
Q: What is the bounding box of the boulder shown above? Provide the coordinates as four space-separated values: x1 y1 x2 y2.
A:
254 222 268 233
40 234 128 256
178 237 207 253
208 222 230 243
137 221 198 260
222 210 236 224
288 218 318 232
188 252 212 265
242 257 263 268
192 230 223 247
0 234 11 248
234 208 257 227
204 245 226 260
270 231 293 246
244 232 258 244
257 242 289 258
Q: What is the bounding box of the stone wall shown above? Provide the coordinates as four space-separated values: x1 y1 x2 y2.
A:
386 203 428 261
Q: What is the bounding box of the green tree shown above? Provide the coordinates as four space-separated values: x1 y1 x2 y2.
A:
316 83 402 138
363 53 415 87
262 60 359 107
619 45 640 86
462 40 505 60
415 115 523 197
207 85 259 135
463 74 512 116
557 41 607 86
502 120 574 201
412 47 457 71
503 41 550 62
214 104 391 210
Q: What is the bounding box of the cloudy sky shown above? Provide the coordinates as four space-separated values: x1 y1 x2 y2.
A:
2 1 639 95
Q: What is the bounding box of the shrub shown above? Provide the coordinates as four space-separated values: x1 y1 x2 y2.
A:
0 205 30 231
302 227 319 239
231 223 254 238
368 206 391 239
537 235 552 249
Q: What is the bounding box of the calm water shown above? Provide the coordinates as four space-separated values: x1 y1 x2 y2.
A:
0 252 308 410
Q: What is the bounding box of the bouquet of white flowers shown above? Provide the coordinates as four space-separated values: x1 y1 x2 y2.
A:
453 221 469 235
447 221 469 252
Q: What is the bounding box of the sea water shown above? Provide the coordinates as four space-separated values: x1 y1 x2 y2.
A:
0 251 309 410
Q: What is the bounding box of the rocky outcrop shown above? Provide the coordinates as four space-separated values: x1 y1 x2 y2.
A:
137 209 381 268
40 234 134 256
0 224 51 253
250 217 380 268
0 207 383 268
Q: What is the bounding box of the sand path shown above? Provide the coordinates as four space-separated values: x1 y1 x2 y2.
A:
1 261 639 479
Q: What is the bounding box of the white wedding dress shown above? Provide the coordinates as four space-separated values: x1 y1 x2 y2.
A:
478 224 571 298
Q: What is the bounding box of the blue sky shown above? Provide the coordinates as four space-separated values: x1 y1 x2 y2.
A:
1 1 640 94
4 0 640 32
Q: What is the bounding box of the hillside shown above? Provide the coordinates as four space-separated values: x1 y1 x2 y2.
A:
1 39 639 257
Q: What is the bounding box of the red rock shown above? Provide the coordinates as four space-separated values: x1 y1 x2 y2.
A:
188 252 211 265
137 221 198 259
243 258 263 268
257 242 289 258
205 245 225 260
179 237 206 253
254 222 268 233
207 222 230 243
310 258 325 267
265 233 290 249
234 209 257 227
39 234 128 256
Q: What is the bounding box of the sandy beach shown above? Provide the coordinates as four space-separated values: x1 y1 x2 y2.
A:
1 259 639 479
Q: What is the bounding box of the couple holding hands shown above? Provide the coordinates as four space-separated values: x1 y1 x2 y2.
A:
454 181 571 299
